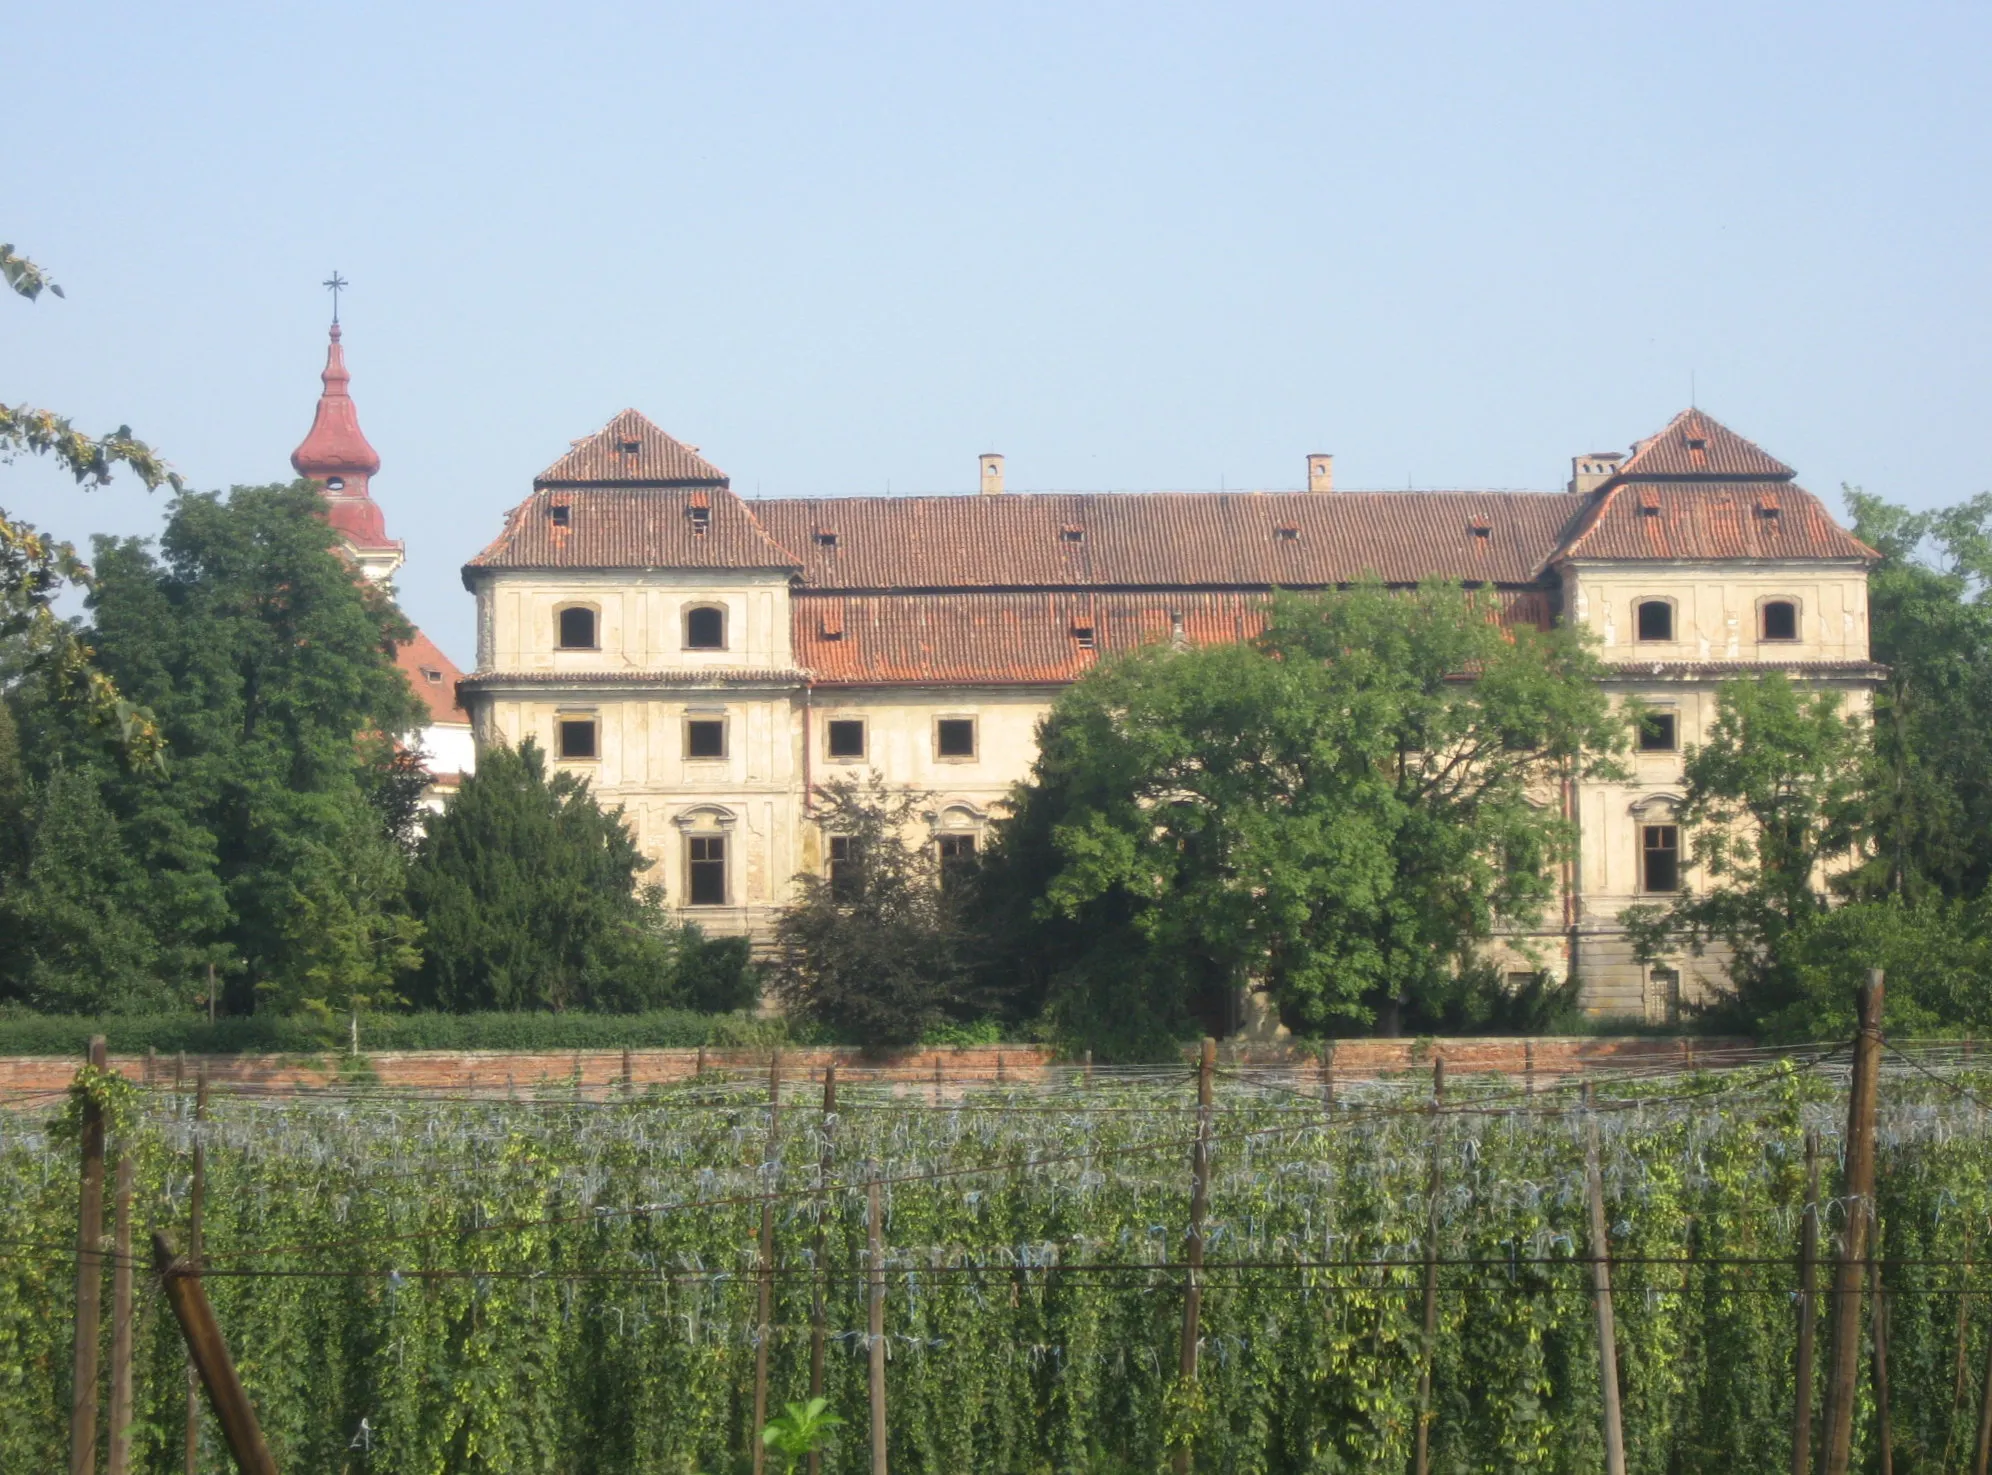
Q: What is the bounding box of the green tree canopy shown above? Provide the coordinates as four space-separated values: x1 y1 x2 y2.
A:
767 777 982 1046
1 482 425 1014
405 739 738 1012
983 582 1622 1054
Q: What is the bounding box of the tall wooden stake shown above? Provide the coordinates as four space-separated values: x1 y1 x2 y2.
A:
1322 1040 1337 1111
1584 1083 1627 1475
1974 1292 1992 1475
187 1065 208 1475
751 1049 784 1475
1082 1049 1094 1087
808 1063 837 1475
69 1035 108 1475
868 1177 887 1475
1173 1038 1216 1475
151 1231 279 1475
1820 971 1884 1475
1792 1128 1822 1475
1412 1056 1446 1475
108 1153 136 1475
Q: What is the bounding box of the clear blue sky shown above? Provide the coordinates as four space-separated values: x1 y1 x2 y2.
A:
8 0 1988 660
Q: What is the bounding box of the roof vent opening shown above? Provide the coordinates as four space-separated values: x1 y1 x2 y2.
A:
1275 525 1299 541
1060 526 1085 543
619 439 641 455
815 531 839 548
549 504 571 527
1072 625 1096 648
1686 437 1708 451
1470 524 1492 540
1637 503 1661 517
687 504 711 535
1756 503 1781 522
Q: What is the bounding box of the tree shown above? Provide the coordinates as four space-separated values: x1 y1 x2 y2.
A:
405 740 705 1012
1 482 426 1014
2 244 181 765
1846 489 1992 900
768 777 981 1046
1625 673 1870 1033
984 583 1622 1053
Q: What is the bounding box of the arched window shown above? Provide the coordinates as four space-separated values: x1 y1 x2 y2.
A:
1635 600 1674 642
684 605 726 651
557 605 598 650
1761 599 1798 641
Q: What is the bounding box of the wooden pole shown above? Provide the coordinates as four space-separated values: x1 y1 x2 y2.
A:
151 1231 279 1475
868 1177 887 1475
1820 971 1885 1475
1583 1083 1627 1475
933 1052 943 1103
1322 1040 1336 1112
751 1049 784 1475
1083 1049 1093 1087
1412 1056 1446 1475
1173 1038 1217 1475
1870 1250 1893 1475
69 1034 108 1475
108 1153 136 1475
1974 1290 1992 1475
807 1062 837 1475
187 1065 208 1475
696 1044 707 1081
1524 1039 1536 1098
1792 1128 1822 1475
621 1045 634 1092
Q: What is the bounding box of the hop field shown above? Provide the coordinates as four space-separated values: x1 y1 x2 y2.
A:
2 1047 1986 1473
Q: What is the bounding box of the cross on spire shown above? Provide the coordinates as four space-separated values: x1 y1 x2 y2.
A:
322 270 349 325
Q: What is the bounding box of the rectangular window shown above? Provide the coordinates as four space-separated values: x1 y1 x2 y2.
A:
828 835 862 900
1637 711 1678 752
1636 601 1674 642
556 717 598 760
936 832 978 890
687 835 727 905
825 719 866 760
1642 824 1681 893
685 718 727 760
935 717 977 760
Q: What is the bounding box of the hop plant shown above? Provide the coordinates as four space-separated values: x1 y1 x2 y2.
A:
760 1398 844 1472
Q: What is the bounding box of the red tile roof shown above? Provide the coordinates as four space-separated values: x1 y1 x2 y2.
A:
394 627 470 725
757 490 1589 589
795 589 1554 686
291 324 381 477
1612 409 1793 481
465 486 803 574
1556 482 1876 563
536 409 730 487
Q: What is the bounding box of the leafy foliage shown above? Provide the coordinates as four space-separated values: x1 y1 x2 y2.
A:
1 484 427 1014
406 739 732 1012
761 1397 845 1471
984 583 1622 1053
0 1058 1964 1472
769 777 983 1046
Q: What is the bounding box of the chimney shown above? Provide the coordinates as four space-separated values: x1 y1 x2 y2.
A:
979 452 1005 495
1306 454 1334 493
1570 451 1625 495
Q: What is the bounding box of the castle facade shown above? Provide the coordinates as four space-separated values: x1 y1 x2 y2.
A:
457 408 1880 1019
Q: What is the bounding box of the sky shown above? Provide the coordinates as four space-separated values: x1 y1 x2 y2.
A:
6 0 1989 660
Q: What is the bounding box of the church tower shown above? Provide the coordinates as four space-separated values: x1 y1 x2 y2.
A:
291 320 405 583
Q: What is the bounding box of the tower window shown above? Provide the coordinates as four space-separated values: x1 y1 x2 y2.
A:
684 605 726 650
825 719 866 760
1635 600 1674 642
1636 711 1677 752
1761 600 1798 641
685 718 727 760
935 718 977 760
556 717 598 761
1642 825 1681 893
325 476 345 491
557 606 597 650
687 835 727 906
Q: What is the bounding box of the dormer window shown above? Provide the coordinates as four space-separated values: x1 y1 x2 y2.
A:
815 531 839 547
1060 527 1085 543
619 439 641 455
1637 503 1661 517
1756 503 1781 523
1686 437 1707 450
1275 526 1299 541
1072 625 1096 648
550 504 571 527
687 505 710 535
1469 524 1491 540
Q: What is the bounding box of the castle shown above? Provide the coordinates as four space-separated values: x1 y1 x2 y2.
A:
287 326 1881 1021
